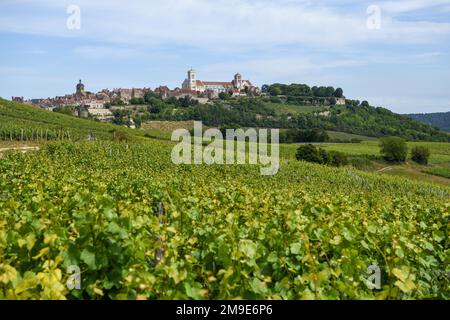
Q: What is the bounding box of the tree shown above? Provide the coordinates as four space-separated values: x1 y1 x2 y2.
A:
411 146 430 165
268 86 282 97
328 151 349 167
326 87 335 97
129 97 145 105
379 137 408 162
111 98 125 106
295 144 326 164
334 88 344 98
219 92 231 100
360 101 370 107
318 148 330 164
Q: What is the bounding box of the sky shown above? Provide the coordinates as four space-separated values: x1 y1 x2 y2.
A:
1 0 450 114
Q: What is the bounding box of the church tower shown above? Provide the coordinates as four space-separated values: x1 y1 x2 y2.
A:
188 69 197 90
234 73 243 90
76 79 85 96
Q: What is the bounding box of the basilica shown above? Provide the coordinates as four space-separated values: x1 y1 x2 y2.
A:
182 69 255 94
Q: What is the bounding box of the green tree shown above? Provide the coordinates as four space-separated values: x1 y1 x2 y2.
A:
380 137 408 162
334 88 344 98
360 101 370 107
296 144 324 164
219 92 231 100
328 151 349 167
411 146 430 165
268 86 282 97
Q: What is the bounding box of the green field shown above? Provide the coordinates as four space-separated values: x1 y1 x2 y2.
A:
280 141 450 165
423 166 450 179
264 102 329 115
0 101 449 300
325 131 377 141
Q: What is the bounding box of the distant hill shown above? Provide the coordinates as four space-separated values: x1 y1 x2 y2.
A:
158 98 450 142
2 98 449 143
406 112 450 132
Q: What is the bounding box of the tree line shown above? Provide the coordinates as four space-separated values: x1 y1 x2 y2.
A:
262 83 344 98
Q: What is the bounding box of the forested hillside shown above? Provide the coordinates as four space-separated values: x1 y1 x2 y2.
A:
147 98 450 142
406 112 450 132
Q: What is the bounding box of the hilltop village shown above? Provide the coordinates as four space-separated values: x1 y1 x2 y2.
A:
12 69 261 122
11 69 350 126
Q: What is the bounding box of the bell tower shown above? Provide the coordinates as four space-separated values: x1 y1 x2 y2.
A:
234 73 243 90
188 68 197 90
76 79 85 96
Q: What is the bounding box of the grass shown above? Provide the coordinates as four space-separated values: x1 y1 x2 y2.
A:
423 166 450 179
142 121 199 133
326 131 377 141
381 164 450 187
279 140 450 186
2 99 449 186
264 102 329 115
295 141 450 165
0 98 169 142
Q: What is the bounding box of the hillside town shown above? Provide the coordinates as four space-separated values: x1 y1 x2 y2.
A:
12 69 261 122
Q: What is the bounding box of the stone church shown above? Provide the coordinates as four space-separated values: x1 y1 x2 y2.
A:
182 69 254 94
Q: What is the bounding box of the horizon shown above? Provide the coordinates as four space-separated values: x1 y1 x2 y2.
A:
1 0 450 113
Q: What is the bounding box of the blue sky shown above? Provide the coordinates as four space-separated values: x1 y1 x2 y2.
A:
1 0 450 113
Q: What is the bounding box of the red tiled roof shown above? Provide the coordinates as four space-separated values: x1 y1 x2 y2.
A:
155 86 170 92
203 81 233 86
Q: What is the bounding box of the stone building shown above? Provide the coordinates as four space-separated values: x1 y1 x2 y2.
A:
182 69 254 94
12 96 24 103
76 80 86 97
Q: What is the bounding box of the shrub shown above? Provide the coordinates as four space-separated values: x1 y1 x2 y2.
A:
329 151 349 167
411 146 430 165
318 148 330 164
296 145 347 167
112 131 128 142
349 156 373 170
270 96 282 104
280 129 329 144
379 137 408 163
219 92 231 100
296 144 324 164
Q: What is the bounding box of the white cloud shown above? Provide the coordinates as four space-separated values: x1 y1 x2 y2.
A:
1 0 449 50
379 0 450 14
2 0 450 113
73 46 141 59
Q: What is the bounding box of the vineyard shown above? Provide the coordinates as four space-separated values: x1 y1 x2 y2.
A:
0 138 448 300
0 99 165 142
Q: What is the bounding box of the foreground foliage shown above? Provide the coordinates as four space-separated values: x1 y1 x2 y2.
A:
0 140 449 300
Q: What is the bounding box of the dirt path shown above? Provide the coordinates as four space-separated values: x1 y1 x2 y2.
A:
0 146 40 153
376 166 393 173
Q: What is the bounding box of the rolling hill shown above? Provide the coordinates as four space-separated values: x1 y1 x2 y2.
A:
0 99 166 141
406 112 450 132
